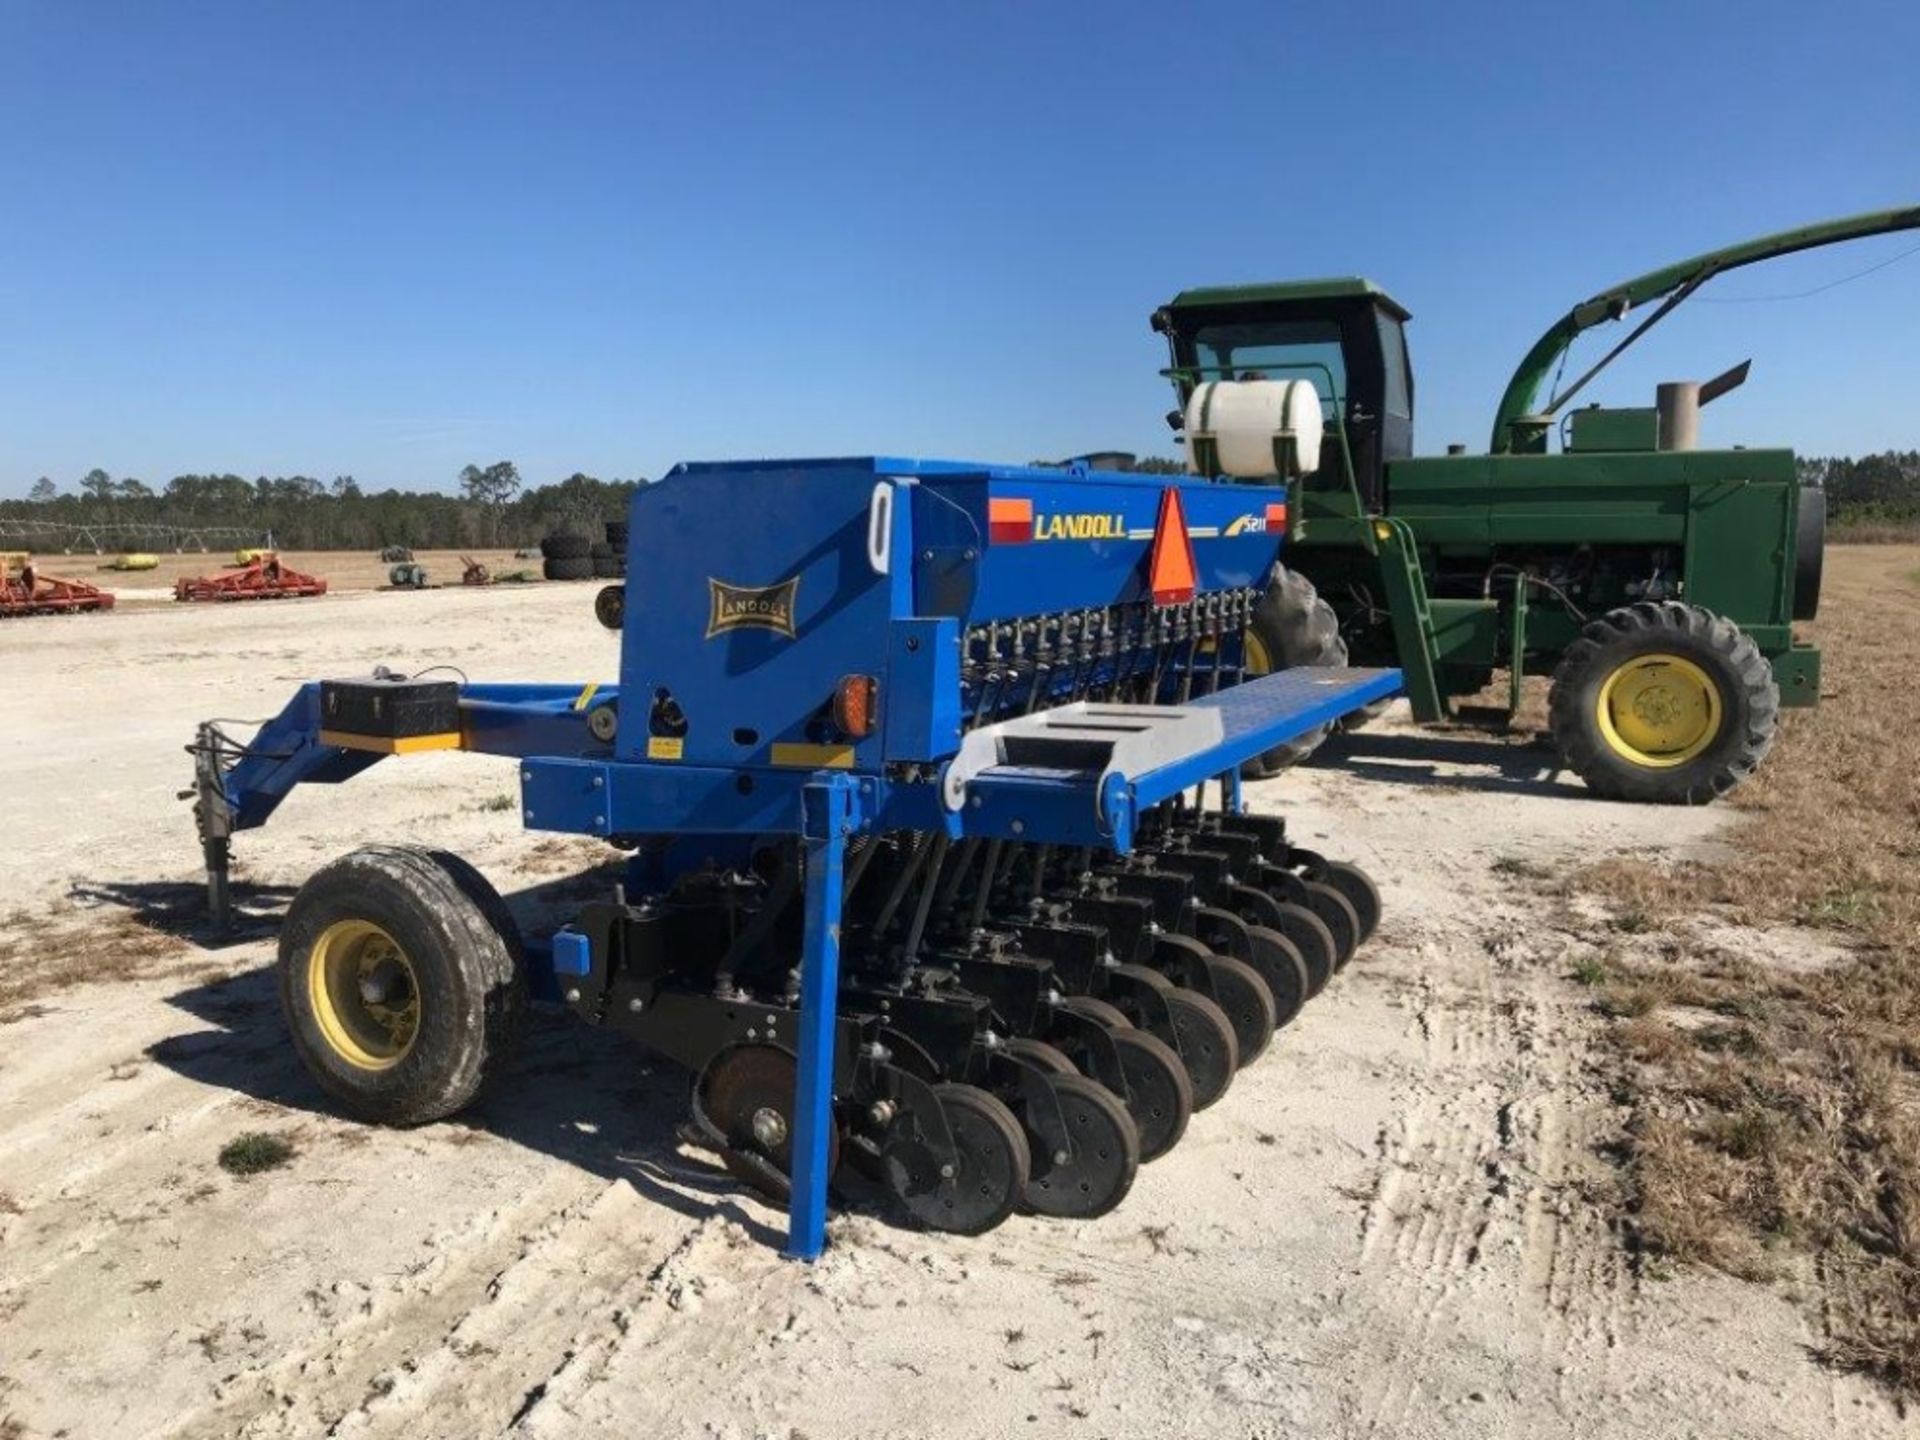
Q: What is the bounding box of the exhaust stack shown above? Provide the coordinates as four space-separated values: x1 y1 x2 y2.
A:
1656 359 1751 451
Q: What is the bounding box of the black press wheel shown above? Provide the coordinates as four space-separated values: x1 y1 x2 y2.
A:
1302 881 1361 971
1243 924 1310 1030
594 583 625 631
1059 995 1132 1031
278 845 528 1126
1108 1028 1192 1162
1000 1036 1078 1075
1262 900 1338 997
1020 1074 1141 1220
1161 988 1238 1110
884 1083 1029 1235
1548 601 1779 805
1313 859 1381 944
1200 953 1277 1066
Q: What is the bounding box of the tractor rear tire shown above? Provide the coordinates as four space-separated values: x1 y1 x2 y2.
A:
1548 601 1778 805
1793 482 1825 621
279 845 528 1126
543 556 594 582
540 533 591 561
1242 564 1349 776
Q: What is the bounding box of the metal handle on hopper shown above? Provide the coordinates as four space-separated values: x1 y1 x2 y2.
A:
867 480 894 575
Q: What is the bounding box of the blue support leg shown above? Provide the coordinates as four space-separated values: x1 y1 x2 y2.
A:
1223 766 1244 815
784 773 855 1261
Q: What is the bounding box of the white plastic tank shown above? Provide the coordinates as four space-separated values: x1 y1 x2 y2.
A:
1183 378 1325 479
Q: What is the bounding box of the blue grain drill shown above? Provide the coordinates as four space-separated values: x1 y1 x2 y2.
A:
191 455 1400 1258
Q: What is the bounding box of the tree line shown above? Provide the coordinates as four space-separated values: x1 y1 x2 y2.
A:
1797 451 1920 524
3 452 1912 554
0 464 644 551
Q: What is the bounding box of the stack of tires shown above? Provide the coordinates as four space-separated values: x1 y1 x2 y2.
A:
379 545 414 564
540 533 593 581
593 519 629 630
598 520 628 579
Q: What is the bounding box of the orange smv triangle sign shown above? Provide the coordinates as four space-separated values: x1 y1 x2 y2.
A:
1148 486 1198 606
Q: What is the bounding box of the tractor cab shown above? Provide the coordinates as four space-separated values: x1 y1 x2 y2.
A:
1151 279 1413 511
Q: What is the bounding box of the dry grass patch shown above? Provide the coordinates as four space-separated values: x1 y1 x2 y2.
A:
0 905 193 1014
1829 515 1920 545
1570 547 1920 1391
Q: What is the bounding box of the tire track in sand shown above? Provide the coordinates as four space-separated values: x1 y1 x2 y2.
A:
1349 906 1634 1435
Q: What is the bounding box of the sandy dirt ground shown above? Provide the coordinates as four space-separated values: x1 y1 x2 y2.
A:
0 575 1910 1439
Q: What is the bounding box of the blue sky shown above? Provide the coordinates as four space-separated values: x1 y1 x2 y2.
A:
1 1 1915 497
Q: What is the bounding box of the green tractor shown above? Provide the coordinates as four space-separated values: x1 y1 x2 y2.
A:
1153 205 1919 803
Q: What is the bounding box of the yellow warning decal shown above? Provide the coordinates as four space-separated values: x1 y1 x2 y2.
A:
647 736 684 761
769 742 856 769
318 729 462 756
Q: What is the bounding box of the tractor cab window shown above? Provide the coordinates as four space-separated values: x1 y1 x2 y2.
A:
1191 319 1347 408
1377 312 1412 420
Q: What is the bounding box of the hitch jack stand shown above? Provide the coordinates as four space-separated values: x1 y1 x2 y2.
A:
203 836 231 938
191 721 235 937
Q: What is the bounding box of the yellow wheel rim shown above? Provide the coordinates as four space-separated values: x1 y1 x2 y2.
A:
1595 653 1722 768
1243 630 1273 676
308 920 421 1070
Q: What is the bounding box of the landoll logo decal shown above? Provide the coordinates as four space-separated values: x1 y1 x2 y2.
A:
706 576 799 639
1034 511 1129 541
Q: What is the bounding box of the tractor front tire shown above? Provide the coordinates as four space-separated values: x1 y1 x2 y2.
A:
279 845 528 1126
1243 564 1349 776
1548 601 1778 805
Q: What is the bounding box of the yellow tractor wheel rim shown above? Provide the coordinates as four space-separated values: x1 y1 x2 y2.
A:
1595 653 1722 768
1243 630 1274 676
308 920 422 1070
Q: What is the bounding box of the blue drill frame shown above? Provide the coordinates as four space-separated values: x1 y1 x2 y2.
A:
211 665 1396 1258
200 454 1403 1261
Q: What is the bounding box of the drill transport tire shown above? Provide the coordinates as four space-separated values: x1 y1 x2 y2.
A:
279 846 527 1126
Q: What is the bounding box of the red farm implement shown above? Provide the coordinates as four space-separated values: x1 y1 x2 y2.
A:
0 554 116 617
174 553 328 603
